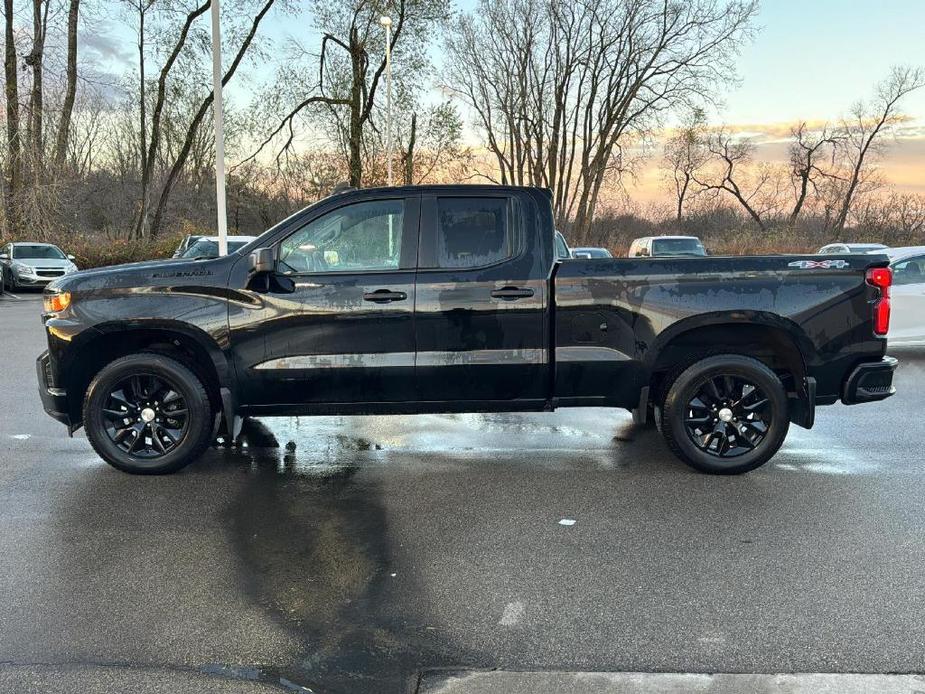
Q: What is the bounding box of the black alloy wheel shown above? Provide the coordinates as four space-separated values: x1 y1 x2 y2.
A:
83 353 213 474
683 374 771 458
658 354 789 475
102 373 190 458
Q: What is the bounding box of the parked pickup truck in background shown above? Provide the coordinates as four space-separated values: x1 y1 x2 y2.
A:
38 185 897 475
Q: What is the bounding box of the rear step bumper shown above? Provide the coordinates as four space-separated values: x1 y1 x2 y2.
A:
842 356 898 404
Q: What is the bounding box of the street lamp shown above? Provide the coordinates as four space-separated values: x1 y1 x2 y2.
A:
211 0 228 255
379 15 393 187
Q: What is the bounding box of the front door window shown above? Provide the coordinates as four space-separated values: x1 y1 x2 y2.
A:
278 199 404 274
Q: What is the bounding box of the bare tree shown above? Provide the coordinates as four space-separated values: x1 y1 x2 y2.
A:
394 101 464 185
787 121 839 227
4 0 21 233
692 130 788 232
25 0 51 181
247 0 448 187
53 0 81 169
131 0 211 238
446 0 758 235
663 110 709 221
148 0 278 238
831 65 925 232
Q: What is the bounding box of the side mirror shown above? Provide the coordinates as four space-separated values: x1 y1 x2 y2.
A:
67 254 75 261
248 247 275 275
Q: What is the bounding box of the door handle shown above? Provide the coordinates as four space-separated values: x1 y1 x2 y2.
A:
491 286 535 301
363 289 407 303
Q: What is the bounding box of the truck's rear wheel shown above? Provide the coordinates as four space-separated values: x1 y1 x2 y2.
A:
659 354 789 475
83 354 213 474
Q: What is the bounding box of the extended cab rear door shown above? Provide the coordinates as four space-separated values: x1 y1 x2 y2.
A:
413 191 550 404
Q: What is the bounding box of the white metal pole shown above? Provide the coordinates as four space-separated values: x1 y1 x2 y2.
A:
211 0 229 255
380 16 393 186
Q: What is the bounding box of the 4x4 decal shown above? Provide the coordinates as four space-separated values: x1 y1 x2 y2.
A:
788 259 850 269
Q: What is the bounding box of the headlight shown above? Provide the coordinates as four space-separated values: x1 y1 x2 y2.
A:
12 262 32 273
43 292 71 313
66 263 78 273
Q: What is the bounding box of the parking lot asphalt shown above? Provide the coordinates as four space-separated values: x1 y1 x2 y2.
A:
2 290 925 693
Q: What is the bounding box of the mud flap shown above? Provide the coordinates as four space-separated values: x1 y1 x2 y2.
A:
631 386 650 425
789 376 816 429
219 386 236 438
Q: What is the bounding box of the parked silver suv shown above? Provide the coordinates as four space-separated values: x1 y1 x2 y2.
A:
0 242 79 290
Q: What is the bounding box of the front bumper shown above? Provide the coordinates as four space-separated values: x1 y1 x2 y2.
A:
17 272 63 286
36 351 70 426
842 356 898 405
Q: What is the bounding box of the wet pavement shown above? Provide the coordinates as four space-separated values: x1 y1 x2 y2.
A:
3 291 925 693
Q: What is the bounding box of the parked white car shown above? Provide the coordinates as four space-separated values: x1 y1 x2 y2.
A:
628 236 706 257
818 242 888 254
881 246 925 346
0 242 79 290
180 235 256 259
571 247 612 259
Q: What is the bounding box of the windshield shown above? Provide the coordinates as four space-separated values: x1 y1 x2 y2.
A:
847 244 887 252
574 248 611 258
181 239 251 258
12 244 66 260
652 238 706 256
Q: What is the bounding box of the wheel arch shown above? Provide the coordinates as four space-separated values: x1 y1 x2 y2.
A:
645 312 813 404
62 321 231 427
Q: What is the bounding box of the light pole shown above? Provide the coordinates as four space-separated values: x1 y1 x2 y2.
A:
379 15 393 187
211 0 228 255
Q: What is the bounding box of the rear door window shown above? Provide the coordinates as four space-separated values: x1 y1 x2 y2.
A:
433 197 512 269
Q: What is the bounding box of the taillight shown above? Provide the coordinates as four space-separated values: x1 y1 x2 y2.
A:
866 267 892 337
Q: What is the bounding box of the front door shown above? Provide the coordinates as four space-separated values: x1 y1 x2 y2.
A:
413 193 549 404
236 195 419 407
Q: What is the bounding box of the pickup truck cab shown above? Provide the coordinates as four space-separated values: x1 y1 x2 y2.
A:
38 185 897 475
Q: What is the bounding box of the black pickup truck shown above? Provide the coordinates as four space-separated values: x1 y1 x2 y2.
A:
38 185 897 475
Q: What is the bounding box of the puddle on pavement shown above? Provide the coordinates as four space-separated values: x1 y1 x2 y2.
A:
204 425 490 694
771 427 883 476
226 409 660 479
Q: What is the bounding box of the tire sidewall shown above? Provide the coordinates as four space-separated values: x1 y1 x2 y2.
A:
663 355 789 474
84 354 211 474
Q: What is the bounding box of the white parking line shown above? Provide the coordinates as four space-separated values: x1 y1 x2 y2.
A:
1 290 22 299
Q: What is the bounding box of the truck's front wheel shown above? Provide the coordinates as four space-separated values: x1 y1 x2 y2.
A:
659 354 789 475
83 354 214 474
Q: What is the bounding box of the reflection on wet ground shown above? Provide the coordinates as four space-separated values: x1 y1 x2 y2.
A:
196 411 666 692
192 368 923 692
233 410 661 477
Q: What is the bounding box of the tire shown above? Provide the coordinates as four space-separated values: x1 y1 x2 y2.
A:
658 354 789 475
83 353 214 474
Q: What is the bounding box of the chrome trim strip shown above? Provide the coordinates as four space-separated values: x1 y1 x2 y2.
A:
254 353 414 370
556 346 630 362
254 348 546 370
415 349 546 366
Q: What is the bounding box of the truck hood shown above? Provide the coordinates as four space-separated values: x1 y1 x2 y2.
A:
46 256 237 293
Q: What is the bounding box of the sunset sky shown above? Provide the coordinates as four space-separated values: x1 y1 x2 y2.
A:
82 0 925 201
628 0 925 203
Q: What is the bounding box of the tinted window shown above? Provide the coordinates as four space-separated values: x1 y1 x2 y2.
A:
652 238 705 256
554 233 570 260
181 240 251 258
436 197 511 268
893 256 925 285
279 199 404 274
12 245 65 260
